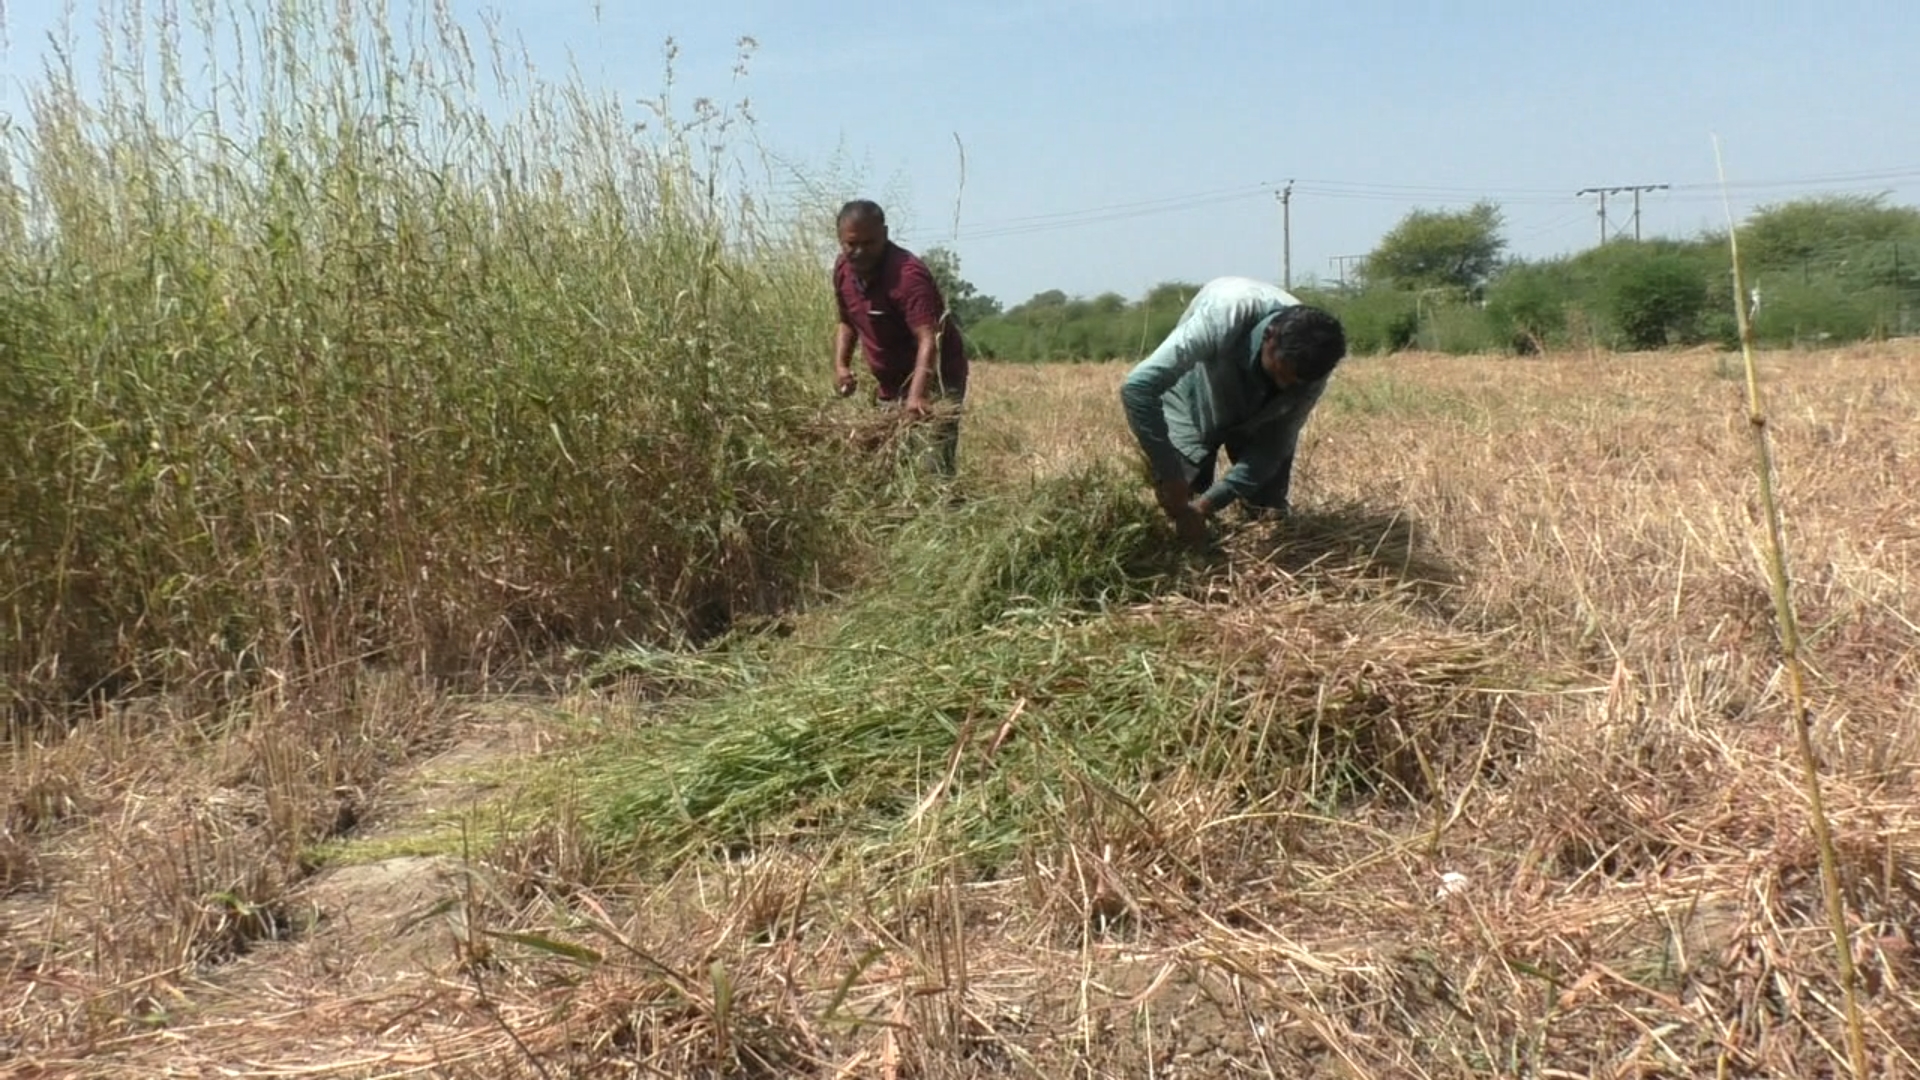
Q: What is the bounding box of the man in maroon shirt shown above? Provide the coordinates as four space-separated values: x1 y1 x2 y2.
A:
831 199 969 475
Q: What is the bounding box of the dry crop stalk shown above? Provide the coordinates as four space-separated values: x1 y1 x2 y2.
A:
1714 136 1868 1079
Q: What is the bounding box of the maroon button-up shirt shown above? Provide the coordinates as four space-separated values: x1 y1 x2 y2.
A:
833 243 969 400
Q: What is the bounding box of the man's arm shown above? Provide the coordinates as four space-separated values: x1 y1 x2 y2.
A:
1120 320 1215 487
904 324 940 413
832 314 858 397
1203 381 1326 513
896 259 949 414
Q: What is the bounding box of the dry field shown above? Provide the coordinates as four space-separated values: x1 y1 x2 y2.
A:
6 344 1919 1078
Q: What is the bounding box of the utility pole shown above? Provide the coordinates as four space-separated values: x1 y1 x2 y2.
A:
1576 184 1669 243
1330 253 1365 288
1576 187 1612 244
1628 184 1669 241
1277 179 1294 289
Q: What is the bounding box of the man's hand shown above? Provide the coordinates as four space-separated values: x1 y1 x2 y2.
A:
904 390 932 419
1154 477 1192 520
834 364 857 397
1155 477 1211 546
1173 503 1209 546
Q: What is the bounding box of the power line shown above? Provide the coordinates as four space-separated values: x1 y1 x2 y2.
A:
1299 166 1920 197
1293 180 1568 199
1507 207 1594 242
960 183 1269 230
1666 165 1920 191
961 187 1270 240
1290 188 1570 207
943 165 1920 243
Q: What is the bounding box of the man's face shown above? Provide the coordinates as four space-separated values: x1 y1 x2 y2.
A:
1259 326 1303 389
838 216 887 276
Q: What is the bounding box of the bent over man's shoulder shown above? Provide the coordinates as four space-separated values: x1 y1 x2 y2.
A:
1168 277 1302 340
1192 276 1301 310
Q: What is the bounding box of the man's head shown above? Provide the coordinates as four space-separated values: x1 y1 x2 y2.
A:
836 199 889 277
1259 305 1347 388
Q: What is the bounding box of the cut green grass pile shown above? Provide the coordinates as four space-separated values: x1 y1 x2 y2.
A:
577 471 1526 873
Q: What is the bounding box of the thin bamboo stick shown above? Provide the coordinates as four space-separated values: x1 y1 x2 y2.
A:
1713 135 1868 1079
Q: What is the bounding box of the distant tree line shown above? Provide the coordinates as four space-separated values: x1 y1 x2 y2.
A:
927 194 1920 360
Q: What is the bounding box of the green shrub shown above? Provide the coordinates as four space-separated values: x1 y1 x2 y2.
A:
1323 288 1419 355
1417 302 1502 354
1750 279 1886 346
1485 262 1574 353
1602 248 1713 349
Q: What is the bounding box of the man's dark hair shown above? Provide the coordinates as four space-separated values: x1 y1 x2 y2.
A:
837 199 886 227
1273 305 1347 382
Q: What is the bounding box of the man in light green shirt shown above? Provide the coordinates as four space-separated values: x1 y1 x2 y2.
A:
1120 277 1348 543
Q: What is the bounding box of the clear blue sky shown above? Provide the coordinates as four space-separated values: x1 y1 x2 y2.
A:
4 0 1916 305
